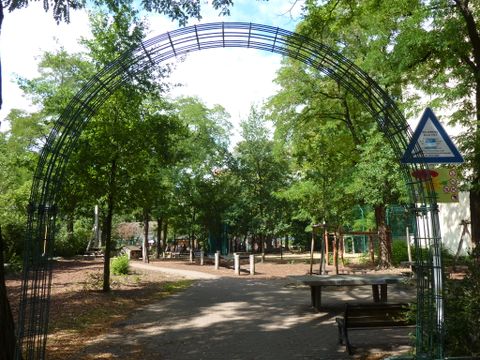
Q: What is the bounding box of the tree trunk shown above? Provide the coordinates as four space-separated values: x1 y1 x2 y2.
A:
103 159 117 292
470 78 480 252
333 232 339 274
0 227 17 360
470 191 480 247
456 0 480 259
375 205 392 268
163 219 168 251
156 217 163 259
143 209 149 264
190 208 195 250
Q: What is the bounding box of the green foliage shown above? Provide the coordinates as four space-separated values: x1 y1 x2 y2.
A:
54 219 91 257
0 223 26 267
227 106 291 244
391 240 409 266
443 257 480 356
111 255 130 275
5 253 23 274
4 0 234 28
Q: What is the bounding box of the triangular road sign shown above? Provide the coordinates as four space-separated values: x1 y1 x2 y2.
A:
401 108 464 164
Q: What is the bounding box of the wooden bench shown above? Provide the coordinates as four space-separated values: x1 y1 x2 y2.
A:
336 303 413 354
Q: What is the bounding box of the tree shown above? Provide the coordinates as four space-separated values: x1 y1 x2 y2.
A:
0 0 236 110
0 227 18 360
346 130 407 267
126 99 187 262
230 106 290 253
169 97 233 250
299 0 480 252
268 57 363 238
1 1 236 358
0 110 42 360
267 1 414 266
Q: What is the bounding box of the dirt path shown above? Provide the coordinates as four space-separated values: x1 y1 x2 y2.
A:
72 261 415 360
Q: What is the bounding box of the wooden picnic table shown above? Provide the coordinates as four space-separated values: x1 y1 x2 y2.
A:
289 274 404 310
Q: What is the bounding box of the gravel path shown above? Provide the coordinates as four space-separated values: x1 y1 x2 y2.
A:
74 261 415 360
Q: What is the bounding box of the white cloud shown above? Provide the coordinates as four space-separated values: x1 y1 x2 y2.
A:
167 48 280 145
0 1 303 135
0 4 91 130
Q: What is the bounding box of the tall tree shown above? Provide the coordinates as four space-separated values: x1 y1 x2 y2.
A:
300 0 480 250
267 1 412 266
231 106 290 253
1 1 235 357
0 0 235 110
170 97 232 246
0 227 17 360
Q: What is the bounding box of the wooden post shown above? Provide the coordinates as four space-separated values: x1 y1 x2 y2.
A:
215 251 220 270
337 227 345 267
249 254 255 275
234 253 240 275
333 232 339 275
325 232 330 265
200 250 204 266
319 231 325 275
280 236 283 261
369 234 375 265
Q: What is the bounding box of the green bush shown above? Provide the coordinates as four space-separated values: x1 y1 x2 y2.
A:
54 219 91 257
5 253 23 273
111 255 129 275
391 240 409 266
443 254 480 356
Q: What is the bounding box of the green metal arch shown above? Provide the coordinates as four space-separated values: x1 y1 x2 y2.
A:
19 22 443 359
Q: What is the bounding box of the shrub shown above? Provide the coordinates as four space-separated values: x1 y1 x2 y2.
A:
391 240 409 266
111 255 129 275
443 253 480 356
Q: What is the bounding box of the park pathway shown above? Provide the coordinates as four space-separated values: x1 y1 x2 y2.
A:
73 263 414 360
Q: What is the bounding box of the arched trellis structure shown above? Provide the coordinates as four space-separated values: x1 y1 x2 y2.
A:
17 22 444 359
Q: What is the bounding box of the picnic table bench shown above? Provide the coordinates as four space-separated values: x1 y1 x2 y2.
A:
289 274 404 310
336 302 413 354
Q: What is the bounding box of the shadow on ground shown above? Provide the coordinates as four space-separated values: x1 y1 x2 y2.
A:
71 277 415 360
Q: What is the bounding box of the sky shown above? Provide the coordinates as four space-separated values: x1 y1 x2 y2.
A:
0 1 304 143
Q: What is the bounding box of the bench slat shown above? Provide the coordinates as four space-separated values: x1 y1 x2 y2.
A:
336 303 413 354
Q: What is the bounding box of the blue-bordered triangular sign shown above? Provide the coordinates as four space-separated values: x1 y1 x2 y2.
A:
401 108 464 164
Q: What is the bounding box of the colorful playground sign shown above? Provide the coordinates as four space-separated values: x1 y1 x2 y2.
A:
411 167 460 203
402 108 464 164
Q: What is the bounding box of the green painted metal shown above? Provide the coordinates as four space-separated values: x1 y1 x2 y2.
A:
17 22 444 359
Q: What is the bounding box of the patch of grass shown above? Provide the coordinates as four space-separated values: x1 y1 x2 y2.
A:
111 255 130 275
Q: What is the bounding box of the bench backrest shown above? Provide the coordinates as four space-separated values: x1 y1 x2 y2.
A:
344 303 413 328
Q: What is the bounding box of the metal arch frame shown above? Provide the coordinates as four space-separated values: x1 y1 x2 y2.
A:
17 22 443 359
